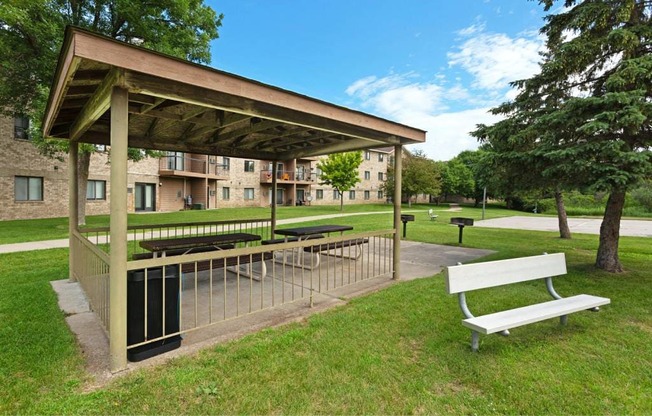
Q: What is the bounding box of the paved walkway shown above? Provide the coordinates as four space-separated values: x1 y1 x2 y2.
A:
475 215 652 237
0 210 421 254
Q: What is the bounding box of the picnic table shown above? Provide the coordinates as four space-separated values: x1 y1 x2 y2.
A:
273 224 353 240
267 225 359 268
139 232 261 258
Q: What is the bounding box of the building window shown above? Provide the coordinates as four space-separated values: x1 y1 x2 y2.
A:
15 176 43 201
333 190 340 200
166 151 184 170
14 117 30 140
223 157 230 171
378 190 384 200
86 180 106 200
379 153 384 162
365 151 371 160
364 190 370 200
222 187 230 200
378 172 384 181
349 190 356 200
316 189 324 200
244 160 255 172
244 188 255 200
364 171 370 180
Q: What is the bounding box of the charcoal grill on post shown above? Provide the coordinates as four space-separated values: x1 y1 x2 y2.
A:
450 217 474 244
400 214 415 238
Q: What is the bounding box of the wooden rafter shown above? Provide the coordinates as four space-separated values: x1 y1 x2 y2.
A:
69 68 124 141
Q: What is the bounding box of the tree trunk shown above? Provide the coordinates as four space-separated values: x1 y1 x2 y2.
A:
595 188 625 273
77 150 91 226
554 190 571 239
339 190 343 212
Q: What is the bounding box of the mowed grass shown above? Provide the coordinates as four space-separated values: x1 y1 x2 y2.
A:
0 207 651 414
0 202 513 245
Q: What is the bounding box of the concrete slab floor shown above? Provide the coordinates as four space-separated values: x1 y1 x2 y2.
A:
51 241 493 387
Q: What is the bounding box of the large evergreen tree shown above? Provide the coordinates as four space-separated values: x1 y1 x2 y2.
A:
477 0 652 272
0 0 223 224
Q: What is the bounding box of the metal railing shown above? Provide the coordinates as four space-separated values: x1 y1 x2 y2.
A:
124 229 395 348
159 155 229 177
259 170 318 182
71 230 111 331
80 219 272 255
75 220 395 355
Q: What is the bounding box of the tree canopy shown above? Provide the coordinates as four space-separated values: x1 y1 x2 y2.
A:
382 150 441 205
441 158 474 200
0 0 223 224
474 0 652 272
317 152 363 211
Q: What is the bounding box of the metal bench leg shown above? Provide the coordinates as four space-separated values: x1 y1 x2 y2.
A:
499 330 510 336
471 331 480 352
560 315 568 325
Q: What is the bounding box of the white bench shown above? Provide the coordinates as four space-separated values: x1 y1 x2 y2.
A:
445 253 610 352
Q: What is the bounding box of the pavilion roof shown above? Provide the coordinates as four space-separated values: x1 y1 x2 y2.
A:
43 27 425 160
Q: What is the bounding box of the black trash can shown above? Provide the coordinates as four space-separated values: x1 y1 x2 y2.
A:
127 265 182 362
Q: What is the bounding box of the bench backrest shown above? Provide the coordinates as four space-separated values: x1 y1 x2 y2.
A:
445 253 567 294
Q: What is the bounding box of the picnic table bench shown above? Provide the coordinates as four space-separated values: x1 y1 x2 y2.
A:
445 252 611 352
262 225 367 268
136 233 270 280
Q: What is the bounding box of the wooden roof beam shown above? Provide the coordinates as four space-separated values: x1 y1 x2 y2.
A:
216 119 282 146
69 68 124 141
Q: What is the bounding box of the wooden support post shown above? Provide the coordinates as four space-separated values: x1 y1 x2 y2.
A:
271 161 278 235
68 141 79 281
393 145 402 280
109 87 129 373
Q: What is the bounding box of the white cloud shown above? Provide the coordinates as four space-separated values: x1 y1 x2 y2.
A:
345 24 545 161
448 26 544 92
407 108 503 161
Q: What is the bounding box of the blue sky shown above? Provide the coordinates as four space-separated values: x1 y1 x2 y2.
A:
206 0 550 160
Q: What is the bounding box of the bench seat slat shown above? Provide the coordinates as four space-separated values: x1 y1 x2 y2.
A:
463 294 611 334
446 253 567 294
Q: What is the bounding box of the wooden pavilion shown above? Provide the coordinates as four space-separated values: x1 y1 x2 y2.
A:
43 27 426 372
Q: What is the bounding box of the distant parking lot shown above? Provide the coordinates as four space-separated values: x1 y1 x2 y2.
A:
475 216 652 238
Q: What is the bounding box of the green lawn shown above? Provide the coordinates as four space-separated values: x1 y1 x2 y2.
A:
1 207 650 414
0 202 516 245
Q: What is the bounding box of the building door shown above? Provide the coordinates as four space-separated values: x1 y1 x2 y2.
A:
296 189 305 205
135 183 156 212
269 188 284 205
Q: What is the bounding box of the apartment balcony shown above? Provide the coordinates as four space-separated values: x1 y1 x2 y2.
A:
159 156 229 180
260 170 317 184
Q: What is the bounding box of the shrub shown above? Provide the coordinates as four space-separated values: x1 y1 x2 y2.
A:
630 182 652 212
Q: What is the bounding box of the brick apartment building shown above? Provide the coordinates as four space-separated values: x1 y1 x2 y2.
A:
1 114 394 221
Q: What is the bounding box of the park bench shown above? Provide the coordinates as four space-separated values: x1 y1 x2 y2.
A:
445 252 611 352
428 209 438 221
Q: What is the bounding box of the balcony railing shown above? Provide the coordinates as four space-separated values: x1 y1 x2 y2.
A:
159 156 229 178
260 170 317 183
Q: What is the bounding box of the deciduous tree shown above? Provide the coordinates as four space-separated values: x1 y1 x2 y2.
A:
0 0 223 224
317 151 363 211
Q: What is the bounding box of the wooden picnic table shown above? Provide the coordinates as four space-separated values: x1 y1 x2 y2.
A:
139 233 261 258
274 224 353 239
